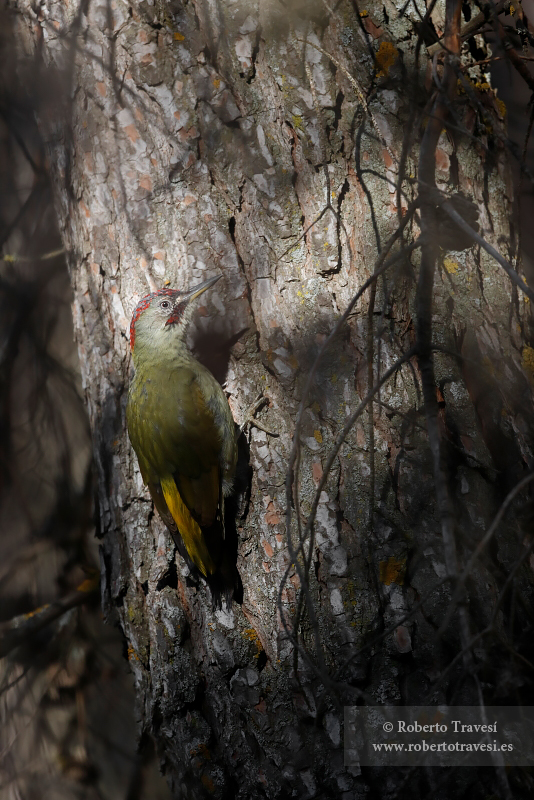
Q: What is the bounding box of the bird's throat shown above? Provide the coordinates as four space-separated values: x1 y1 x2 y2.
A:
132 330 193 371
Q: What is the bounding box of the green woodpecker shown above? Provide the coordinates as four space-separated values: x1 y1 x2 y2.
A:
126 276 240 606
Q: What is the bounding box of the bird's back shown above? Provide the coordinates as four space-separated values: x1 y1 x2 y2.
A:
127 356 236 492
126 353 239 604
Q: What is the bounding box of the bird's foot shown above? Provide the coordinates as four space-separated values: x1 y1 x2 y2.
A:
239 393 279 437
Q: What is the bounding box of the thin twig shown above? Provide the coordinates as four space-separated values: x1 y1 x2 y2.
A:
426 0 507 56
0 577 98 658
396 0 441 231
293 36 396 164
515 104 534 272
2 247 66 263
417 0 473 666
279 348 416 687
284 210 420 560
424 183 534 303
436 472 534 639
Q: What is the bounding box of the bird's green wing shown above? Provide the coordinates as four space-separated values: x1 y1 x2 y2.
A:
127 363 226 527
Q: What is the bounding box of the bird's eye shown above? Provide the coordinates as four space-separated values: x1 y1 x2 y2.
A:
160 300 170 310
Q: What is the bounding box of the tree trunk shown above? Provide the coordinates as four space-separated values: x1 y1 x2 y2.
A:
10 0 534 796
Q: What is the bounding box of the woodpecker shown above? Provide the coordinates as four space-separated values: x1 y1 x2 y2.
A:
126 275 240 607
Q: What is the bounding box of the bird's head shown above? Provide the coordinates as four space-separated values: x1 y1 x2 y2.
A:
129 275 221 358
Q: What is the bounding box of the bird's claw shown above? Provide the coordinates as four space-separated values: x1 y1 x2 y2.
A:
240 393 279 437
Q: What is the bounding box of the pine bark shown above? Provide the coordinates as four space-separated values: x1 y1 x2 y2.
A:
10 0 534 797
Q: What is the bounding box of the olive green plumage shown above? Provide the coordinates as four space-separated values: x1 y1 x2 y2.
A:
126 277 240 606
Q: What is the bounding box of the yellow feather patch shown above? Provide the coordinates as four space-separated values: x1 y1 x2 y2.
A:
160 475 216 577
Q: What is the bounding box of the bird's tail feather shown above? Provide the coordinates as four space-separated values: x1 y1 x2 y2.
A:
148 479 241 608
160 474 216 577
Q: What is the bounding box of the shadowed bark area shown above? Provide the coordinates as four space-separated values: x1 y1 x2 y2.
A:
8 0 534 796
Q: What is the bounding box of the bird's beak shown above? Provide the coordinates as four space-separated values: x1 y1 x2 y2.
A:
181 274 221 304
165 275 221 327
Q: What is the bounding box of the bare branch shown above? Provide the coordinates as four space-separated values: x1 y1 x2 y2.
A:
0 578 98 658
